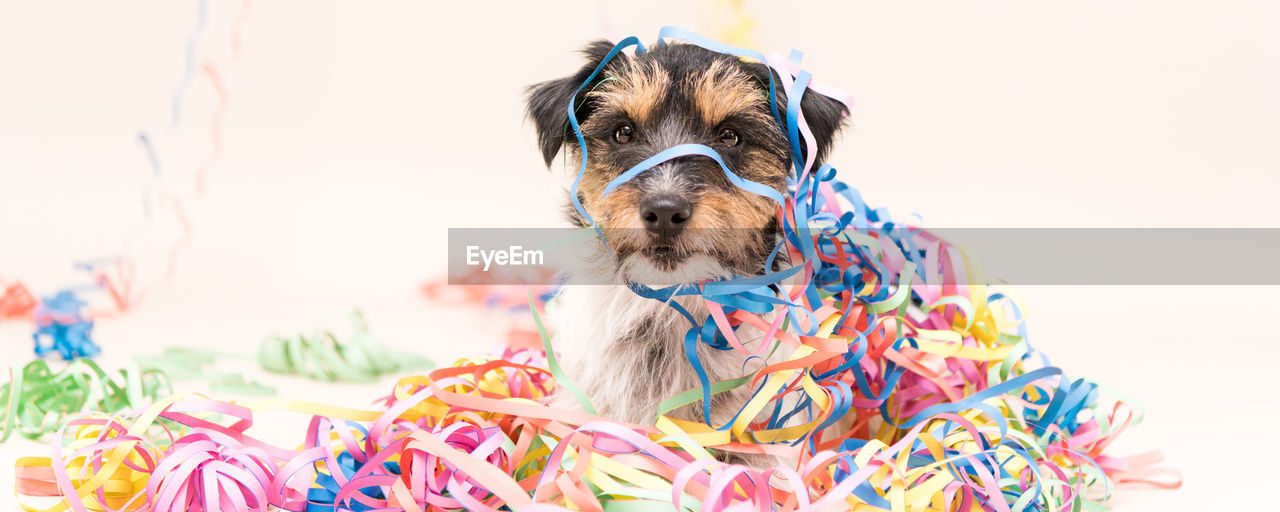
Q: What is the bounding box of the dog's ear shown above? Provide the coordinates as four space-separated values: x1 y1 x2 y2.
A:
526 40 622 168
746 63 849 165
796 89 849 165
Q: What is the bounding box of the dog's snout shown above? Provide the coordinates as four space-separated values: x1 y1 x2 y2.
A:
640 195 692 238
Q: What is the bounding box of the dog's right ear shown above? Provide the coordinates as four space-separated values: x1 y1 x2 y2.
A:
526 40 621 168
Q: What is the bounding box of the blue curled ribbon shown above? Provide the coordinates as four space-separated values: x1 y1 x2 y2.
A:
566 36 647 227
570 28 1036 440
561 28 852 424
540 29 1120 512
602 144 786 207
832 438 894 508
306 450 399 512
886 367 1065 440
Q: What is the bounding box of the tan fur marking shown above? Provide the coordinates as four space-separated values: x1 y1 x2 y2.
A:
690 59 763 125
588 61 670 125
690 189 775 230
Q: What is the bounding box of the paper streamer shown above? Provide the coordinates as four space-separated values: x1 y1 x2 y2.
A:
5 0 255 323
1 359 170 443
12 342 1176 511
31 291 100 361
0 281 39 320
258 311 435 383
134 348 277 396
13 27 1177 511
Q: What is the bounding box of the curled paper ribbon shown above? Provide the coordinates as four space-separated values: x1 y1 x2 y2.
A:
0 281 38 320
134 348 277 396
32 291 100 361
148 432 277 512
258 311 435 383
13 344 1176 511
12 0 256 321
382 347 556 428
391 422 512 511
15 27 1177 512
2 359 171 443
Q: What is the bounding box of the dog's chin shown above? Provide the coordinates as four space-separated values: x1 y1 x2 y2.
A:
640 245 686 270
618 251 731 287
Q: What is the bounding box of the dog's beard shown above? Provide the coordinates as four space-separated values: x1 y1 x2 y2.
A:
616 251 732 287
599 228 783 287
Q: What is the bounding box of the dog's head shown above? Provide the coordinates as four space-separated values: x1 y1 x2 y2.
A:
527 40 847 284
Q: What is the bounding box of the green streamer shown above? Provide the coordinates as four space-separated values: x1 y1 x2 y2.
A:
1 359 171 442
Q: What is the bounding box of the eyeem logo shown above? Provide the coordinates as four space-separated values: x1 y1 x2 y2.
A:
466 245 544 271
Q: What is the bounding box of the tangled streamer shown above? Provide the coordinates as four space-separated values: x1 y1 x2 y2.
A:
31 291 100 361
87 0 254 315
1 359 170 443
133 348 277 396
5 0 254 326
258 311 435 383
13 28 1178 511
12 341 1175 511
0 281 38 320
148 432 277 511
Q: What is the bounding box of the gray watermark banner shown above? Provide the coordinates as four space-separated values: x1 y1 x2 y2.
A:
446 228 1280 285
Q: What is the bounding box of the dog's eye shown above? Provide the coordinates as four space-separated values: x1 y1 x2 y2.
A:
613 124 635 144
718 128 741 147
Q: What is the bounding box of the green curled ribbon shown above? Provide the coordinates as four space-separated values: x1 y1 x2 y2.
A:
258 310 434 382
134 348 278 396
1 358 171 442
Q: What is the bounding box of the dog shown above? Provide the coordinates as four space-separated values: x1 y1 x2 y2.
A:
525 39 848 465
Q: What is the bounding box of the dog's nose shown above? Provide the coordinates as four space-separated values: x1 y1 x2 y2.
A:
640 195 692 238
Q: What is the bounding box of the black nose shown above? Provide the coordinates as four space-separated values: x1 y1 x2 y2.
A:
640 195 692 238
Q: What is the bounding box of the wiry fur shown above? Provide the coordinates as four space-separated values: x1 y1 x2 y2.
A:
550 251 790 467
526 39 848 466
552 265 766 427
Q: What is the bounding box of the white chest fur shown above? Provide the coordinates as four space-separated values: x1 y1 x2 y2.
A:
550 281 784 426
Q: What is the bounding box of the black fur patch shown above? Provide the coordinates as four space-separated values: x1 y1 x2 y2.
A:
525 40 623 167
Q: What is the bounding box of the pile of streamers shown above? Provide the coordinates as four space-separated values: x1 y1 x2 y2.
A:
258 311 436 383
13 335 1169 511
13 28 1176 511
1 359 170 442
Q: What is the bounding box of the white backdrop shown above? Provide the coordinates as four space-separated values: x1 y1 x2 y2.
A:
3 1 1278 509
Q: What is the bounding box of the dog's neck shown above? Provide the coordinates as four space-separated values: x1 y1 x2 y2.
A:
550 245 777 425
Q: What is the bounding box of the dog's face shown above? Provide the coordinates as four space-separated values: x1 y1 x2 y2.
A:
527 41 847 284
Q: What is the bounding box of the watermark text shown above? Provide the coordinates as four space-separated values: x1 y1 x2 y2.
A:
465 245 544 271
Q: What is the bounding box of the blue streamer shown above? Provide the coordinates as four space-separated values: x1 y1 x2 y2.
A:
31 290 100 360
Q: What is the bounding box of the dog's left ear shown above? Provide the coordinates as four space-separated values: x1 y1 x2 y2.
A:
526 40 623 168
796 89 849 165
747 63 849 165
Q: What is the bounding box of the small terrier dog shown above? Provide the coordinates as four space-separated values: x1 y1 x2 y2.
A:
525 40 848 460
